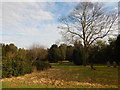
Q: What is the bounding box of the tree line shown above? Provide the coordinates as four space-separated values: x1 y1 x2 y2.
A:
48 37 119 65
1 34 120 78
1 2 120 77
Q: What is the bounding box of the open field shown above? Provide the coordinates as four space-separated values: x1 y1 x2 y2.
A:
1 63 119 88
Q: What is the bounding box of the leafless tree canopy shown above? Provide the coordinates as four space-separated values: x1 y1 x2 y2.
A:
28 44 48 60
58 2 118 48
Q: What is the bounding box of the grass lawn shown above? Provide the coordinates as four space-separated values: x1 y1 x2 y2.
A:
1 62 119 88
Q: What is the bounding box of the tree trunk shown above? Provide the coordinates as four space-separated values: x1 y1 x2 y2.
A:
83 46 96 70
83 46 88 66
90 63 96 70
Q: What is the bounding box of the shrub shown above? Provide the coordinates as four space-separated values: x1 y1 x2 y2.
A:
2 57 13 78
2 57 33 78
2 43 50 78
35 60 51 71
48 44 60 63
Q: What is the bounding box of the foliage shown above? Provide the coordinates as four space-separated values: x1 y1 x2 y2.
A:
48 44 60 63
72 42 84 65
2 57 33 78
48 37 118 65
1 34 119 78
115 34 120 63
66 45 74 62
27 44 48 62
35 61 51 71
2 43 50 78
88 39 117 65
58 44 67 61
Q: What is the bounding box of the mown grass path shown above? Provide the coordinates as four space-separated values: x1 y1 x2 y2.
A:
1 63 118 88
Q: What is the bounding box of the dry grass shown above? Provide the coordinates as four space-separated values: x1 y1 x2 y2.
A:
1 65 118 88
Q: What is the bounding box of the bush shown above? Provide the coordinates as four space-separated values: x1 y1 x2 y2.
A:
2 57 13 78
35 60 51 71
2 43 51 78
2 57 33 78
48 44 61 63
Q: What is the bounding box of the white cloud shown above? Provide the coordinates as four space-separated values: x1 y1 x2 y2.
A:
104 2 118 9
2 2 118 49
1 2 60 48
2 24 61 48
2 2 54 27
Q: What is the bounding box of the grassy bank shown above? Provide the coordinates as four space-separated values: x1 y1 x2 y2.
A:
1 63 118 88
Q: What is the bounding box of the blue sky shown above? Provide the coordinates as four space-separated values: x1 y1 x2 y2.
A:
0 2 118 49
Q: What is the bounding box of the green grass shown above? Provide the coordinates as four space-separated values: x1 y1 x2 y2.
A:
51 62 108 68
50 62 77 67
1 62 119 88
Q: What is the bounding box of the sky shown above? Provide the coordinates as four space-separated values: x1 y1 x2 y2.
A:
0 1 118 49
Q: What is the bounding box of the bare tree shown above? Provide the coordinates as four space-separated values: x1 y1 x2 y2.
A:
58 2 118 67
27 44 48 63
